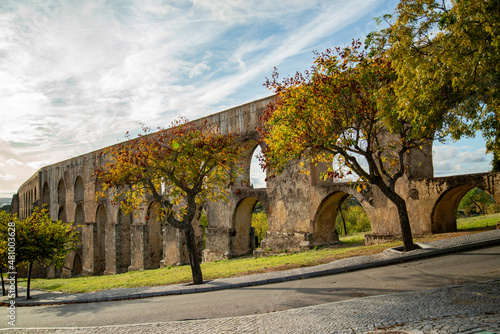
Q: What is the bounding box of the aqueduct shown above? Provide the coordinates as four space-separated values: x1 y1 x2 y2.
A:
11 96 500 278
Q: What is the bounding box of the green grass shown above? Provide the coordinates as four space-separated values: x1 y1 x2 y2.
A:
21 240 401 293
339 232 368 244
18 213 498 294
457 212 500 230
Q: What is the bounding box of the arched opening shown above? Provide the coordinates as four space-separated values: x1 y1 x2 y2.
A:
232 197 268 256
74 204 84 246
235 139 266 189
95 204 107 274
42 182 50 209
434 186 500 233
116 209 132 273
74 176 84 203
335 195 372 239
72 253 83 277
250 146 266 189
57 179 66 207
145 202 163 269
313 192 370 246
58 206 66 222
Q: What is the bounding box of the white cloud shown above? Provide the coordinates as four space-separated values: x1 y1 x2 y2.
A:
6 159 24 167
0 174 16 181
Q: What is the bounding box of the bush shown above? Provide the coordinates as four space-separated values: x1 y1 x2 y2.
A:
336 197 371 235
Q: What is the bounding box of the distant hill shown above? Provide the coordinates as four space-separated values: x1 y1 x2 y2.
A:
0 198 12 207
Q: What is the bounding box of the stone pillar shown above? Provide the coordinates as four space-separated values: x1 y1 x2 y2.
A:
202 227 233 263
104 223 118 275
82 222 97 276
161 225 188 266
129 224 145 271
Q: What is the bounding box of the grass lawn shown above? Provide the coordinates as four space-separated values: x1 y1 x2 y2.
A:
16 213 498 294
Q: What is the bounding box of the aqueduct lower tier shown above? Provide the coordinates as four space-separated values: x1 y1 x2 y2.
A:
12 96 500 278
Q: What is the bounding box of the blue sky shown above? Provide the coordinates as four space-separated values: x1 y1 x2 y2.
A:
0 0 492 197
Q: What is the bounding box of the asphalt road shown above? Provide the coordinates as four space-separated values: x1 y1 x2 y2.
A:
3 244 500 329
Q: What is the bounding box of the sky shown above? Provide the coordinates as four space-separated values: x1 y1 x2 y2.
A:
0 0 493 198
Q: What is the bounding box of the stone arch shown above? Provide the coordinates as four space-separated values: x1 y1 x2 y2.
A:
74 176 84 203
42 182 50 209
95 204 107 274
430 184 499 233
235 139 266 188
58 206 66 222
312 192 370 245
231 196 264 256
57 179 66 206
145 202 163 269
74 204 84 246
72 253 83 277
116 209 132 273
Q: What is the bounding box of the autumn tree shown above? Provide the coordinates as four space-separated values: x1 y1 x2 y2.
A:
367 0 500 160
16 207 78 299
0 208 78 299
95 118 242 285
260 42 430 251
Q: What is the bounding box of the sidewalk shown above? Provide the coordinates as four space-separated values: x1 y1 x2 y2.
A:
2 229 500 307
3 279 500 333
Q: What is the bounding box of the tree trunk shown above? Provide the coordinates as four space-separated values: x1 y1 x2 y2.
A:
27 262 33 299
0 267 5 296
391 195 415 251
377 184 415 251
339 206 347 235
14 273 18 298
184 223 203 285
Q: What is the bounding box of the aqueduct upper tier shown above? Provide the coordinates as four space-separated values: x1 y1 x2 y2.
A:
12 96 500 278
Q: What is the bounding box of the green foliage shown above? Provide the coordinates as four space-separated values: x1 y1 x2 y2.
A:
15 207 79 268
336 204 371 235
372 0 500 155
251 211 268 247
458 188 497 217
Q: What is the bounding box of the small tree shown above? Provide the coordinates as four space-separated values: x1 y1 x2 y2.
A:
251 211 268 247
95 118 242 285
0 211 14 296
16 207 78 299
260 42 430 251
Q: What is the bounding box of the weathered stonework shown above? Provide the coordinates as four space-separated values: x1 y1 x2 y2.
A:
13 95 500 277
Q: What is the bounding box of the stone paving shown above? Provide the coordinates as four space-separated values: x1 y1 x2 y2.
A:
1 229 499 333
3 280 499 333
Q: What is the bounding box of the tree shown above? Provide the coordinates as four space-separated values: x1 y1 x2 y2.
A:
0 211 14 296
95 118 242 285
458 188 496 217
251 211 268 247
16 207 78 299
368 0 500 159
260 41 429 251
0 208 78 299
